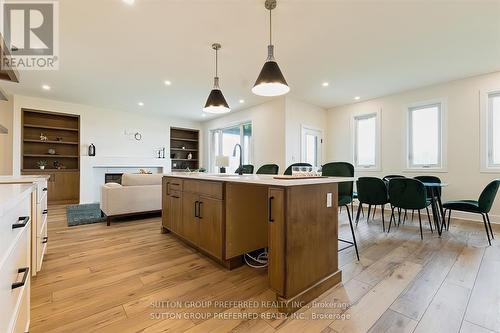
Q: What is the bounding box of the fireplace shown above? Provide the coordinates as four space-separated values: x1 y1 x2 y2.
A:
105 173 123 184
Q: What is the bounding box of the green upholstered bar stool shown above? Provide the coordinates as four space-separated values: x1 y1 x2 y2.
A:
322 162 359 261
443 179 500 246
234 164 254 174
283 163 312 175
388 178 432 240
356 177 389 231
256 164 279 175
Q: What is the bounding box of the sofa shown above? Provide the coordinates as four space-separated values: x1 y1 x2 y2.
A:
100 173 162 225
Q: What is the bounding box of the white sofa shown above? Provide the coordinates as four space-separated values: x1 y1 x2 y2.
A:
100 173 162 225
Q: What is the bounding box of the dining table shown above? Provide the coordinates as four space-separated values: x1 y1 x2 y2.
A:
422 182 448 235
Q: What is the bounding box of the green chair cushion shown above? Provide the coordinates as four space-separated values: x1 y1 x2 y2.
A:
443 200 481 213
339 195 352 206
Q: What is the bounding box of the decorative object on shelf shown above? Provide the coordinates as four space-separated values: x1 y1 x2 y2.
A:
182 146 186 150
37 160 48 170
253 0 289 97
170 153 175 159
48 148 56 155
187 152 193 160
215 155 229 173
55 137 63 141
40 132 48 142
173 162 178 169
139 169 152 174
134 132 142 141
88 143 96 156
203 43 230 114
156 147 166 159
53 161 66 170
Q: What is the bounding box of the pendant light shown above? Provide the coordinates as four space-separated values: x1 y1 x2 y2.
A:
203 43 230 114
252 0 289 97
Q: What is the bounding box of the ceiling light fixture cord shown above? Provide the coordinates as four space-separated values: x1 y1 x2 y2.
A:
269 8 272 46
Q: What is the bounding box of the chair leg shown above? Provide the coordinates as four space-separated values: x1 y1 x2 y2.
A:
388 207 395 233
339 206 342 213
482 213 492 246
355 203 362 226
373 206 377 220
426 206 433 233
361 205 364 217
346 205 360 261
381 205 385 232
411 209 415 222
418 210 423 240
367 205 372 223
397 208 402 227
447 209 452 231
486 213 494 239
402 210 407 224
351 201 354 218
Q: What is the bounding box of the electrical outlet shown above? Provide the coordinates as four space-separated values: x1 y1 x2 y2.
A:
326 193 332 207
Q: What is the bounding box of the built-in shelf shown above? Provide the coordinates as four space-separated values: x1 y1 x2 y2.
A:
170 127 200 170
24 154 79 158
22 168 79 172
24 139 79 145
24 124 79 132
170 137 198 142
171 159 198 161
170 148 198 152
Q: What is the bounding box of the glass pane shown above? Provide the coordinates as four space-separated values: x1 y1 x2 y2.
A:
222 126 241 173
243 123 252 165
212 131 219 172
411 105 439 166
356 116 376 166
305 134 317 166
491 94 500 165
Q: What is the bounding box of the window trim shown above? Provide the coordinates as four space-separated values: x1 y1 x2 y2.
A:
208 120 253 173
351 109 381 172
480 87 500 172
404 99 447 172
300 125 323 168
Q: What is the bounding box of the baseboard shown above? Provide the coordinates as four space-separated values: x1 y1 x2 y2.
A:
350 202 500 225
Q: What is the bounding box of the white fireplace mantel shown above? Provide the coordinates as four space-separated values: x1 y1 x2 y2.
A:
80 156 170 204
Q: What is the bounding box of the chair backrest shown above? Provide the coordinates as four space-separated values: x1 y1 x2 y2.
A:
478 179 500 213
283 163 312 175
321 162 354 198
383 174 405 182
235 164 254 174
388 178 427 210
256 164 279 175
414 175 442 197
356 177 388 205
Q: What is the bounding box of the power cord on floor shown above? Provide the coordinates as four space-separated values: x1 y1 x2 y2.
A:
244 248 268 268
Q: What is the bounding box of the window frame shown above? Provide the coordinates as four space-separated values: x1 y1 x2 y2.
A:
300 125 323 168
351 109 381 172
480 88 500 172
209 121 253 173
405 99 447 172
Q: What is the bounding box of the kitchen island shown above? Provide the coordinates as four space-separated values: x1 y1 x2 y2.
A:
162 173 354 313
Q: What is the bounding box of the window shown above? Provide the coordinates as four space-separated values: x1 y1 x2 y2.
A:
210 122 252 173
407 102 442 169
488 92 500 167
301 127 323 167
353 113 378 169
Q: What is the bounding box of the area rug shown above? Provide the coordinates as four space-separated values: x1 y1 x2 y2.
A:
67 203 106 227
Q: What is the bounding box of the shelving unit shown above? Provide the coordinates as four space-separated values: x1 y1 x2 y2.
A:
170 127 199 171
21 109 80 204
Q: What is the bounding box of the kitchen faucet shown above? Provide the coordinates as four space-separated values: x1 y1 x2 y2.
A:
233 144 243 175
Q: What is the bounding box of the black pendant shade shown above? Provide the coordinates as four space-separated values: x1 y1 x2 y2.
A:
204 87 230 114
252 60 289 96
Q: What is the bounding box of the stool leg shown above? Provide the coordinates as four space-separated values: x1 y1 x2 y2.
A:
486 213 494 239
346 205 359 261
418 210 423 240
482 213 491 246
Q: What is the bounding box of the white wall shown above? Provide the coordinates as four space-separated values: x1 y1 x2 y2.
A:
202 98 286 172
0 98 13 175
327 71 500 222
11 95 201 202
285 97 327 166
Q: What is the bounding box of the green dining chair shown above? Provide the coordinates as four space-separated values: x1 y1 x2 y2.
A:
414 175 442 227
383 175 407 223
234 164 254 174
256 164 279 175
443 179 500 246
283 163 312 175
356 177 389 231
388 178 433 240
322 162 359 261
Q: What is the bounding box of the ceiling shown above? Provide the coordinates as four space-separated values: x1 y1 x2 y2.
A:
2 0 500 121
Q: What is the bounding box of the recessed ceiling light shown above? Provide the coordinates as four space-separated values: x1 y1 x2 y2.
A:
322 82 329 87
138 102 144 106
201 113 207 118
354 96 361 100
42 84 51 91
122 0 135 5
239 99 245 104
164 80 172 86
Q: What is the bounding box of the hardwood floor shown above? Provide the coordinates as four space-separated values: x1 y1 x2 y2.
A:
31 205 500 333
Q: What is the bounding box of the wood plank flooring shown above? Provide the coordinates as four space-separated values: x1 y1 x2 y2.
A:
30 205 500 333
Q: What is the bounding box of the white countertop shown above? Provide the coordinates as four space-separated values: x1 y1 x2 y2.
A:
0 184 34 216
164 173 354 187
0 175 50 184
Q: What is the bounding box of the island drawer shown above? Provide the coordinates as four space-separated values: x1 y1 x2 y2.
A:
166 178 183 192
183 180 223 199
0 194 31 258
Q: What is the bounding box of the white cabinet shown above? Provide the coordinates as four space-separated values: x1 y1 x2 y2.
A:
0 184 33 333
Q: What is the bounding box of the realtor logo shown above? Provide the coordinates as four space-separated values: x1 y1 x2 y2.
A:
1 0 59 70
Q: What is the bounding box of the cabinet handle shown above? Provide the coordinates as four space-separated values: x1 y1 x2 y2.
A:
12 267 29 290
194 201 199 218
12 216 30 229
42 209 48 214
42 236 48 244
171 195 180 199
43 187 48 192
198 201 203 219
268 197 275 222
